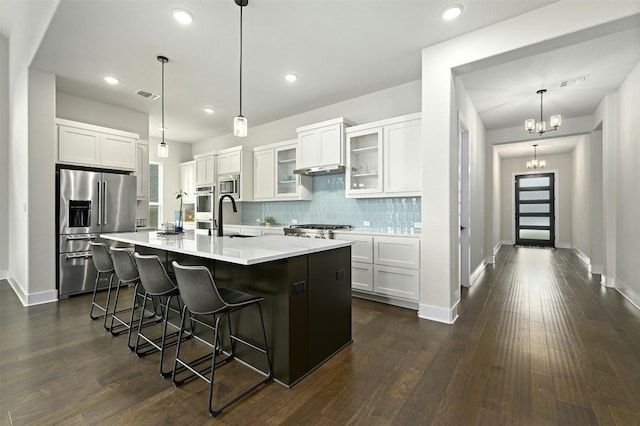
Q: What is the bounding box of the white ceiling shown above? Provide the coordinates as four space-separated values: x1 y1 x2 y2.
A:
2 0 639 149
494 136 582 159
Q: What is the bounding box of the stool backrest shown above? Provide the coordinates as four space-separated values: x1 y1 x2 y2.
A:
110 247 139 283
89 241 114 273
172 261 225 315
134 253 177 296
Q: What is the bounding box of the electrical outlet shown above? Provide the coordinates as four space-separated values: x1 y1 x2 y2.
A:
414 222 422 229
291 219 297 224
363 220 371 227
292 281 305 295
256 217 261 223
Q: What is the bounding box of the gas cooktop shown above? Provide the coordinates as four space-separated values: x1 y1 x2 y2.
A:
289 224 352 230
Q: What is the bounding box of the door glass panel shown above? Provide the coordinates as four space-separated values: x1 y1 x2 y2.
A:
519 217 550 227
519 229 550 240
520 203 550 213
519 177 550 188
520 190 549 200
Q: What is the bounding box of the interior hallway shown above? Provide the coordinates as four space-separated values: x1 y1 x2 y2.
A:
1 246 638 425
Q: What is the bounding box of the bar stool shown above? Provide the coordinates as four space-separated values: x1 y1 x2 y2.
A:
109 247 158 349
88 241 115 329
133 252 190 376
171 261 272 417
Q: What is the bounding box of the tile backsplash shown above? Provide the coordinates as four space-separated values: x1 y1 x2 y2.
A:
241 174 421 233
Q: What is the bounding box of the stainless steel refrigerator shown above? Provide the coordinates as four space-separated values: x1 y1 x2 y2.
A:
57 168 137 298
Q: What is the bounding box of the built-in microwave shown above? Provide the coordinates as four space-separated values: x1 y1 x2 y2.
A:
218 174 240 198
195 184 214 221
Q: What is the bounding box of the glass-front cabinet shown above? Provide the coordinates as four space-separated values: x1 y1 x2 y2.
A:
346 128 383 196
276 146 297 197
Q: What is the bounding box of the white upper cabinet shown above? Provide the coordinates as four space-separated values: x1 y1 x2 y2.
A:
218 150 241 175
135 140 149 199
253 140 311 201
296 117 354 169
253 148 275 200
194 154 215 186
179 161 196 202
345 113 421 198
56 119 138 171
384 118 422 194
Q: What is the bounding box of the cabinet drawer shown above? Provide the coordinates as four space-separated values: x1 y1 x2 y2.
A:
373 236 420 269
373 265 419 301
352 262 373 292
335 234 373 263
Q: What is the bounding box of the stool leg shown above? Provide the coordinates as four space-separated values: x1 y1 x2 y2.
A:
102 273 116 331
90 271 105 320
158 294 175 376
133 290 150 354
126 282 142 350
172 304 189 386
208 314 224 417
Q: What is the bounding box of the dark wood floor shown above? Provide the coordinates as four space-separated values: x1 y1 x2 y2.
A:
1 246 639 425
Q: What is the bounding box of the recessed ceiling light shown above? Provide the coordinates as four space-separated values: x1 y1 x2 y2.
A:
172 9 194 25
441 4 463 21
104 76 119 85
204 107 215 114
285 73 298 83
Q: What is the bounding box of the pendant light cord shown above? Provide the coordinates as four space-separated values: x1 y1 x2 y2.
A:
539 91 543 124
239 4 243 117
161 59 165 143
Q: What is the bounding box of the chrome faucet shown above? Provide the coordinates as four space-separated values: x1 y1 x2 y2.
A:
217 194 237 237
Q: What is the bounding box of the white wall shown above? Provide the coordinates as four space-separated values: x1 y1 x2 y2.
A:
56 92 149 140
28 68 57 298
499 153 573 247
455 78 488 282
6 0 59 304
613 62 640 307
148 137 194 224
0 35 8 279
193 80 421 154
571 135 591 259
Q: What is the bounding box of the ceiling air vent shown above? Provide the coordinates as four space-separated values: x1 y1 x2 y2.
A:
135 89 160 100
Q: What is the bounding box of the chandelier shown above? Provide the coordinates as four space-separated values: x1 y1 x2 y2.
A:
526 144 545 169
524 89 561 136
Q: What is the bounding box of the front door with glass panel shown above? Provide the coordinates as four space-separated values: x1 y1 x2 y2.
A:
515 173 555 247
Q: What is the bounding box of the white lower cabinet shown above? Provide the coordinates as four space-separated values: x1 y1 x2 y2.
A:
262 228 284 236
373 265 419 301
351 262 373 292
335 233 420 303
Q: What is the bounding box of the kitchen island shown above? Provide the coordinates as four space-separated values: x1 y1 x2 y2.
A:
101 230 353 387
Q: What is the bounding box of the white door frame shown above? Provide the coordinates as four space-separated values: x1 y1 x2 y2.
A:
459 118 470 287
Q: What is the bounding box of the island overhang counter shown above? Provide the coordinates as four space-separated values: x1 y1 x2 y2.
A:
101 231 353 387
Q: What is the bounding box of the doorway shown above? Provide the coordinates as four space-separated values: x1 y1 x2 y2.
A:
515 173 555 247
459 120 470 286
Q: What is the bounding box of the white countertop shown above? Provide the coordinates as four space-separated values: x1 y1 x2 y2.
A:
101 230 352 266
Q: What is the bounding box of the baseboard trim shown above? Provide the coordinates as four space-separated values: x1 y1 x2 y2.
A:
613 281 640 311
500 240 513 246
573 248 590 267
601 275 615 288
485 255 496 265
7 276 58 307
469 262 486 287
0 270 7 280
493 243 502 256
351 291 418 311
556 242 571 249
418 300 459 324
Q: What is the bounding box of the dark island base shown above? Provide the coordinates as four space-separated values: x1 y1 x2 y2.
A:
136 245 352 387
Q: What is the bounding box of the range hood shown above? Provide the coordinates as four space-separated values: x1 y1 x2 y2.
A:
293 164 345 176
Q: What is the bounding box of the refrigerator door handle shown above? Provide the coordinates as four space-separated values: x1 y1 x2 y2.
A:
103 181 108 225
97 181 102 225
66 253 93 260
66 234 98 241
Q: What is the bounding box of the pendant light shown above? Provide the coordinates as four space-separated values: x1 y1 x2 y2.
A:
233 0 248 137
157 55 169 158
524 89 561 136
526 144 545 169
